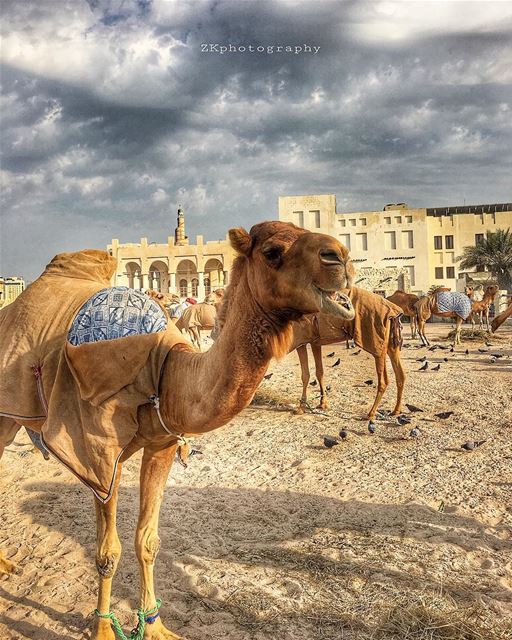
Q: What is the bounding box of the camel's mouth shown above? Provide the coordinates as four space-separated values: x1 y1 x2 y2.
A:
313 286 355 320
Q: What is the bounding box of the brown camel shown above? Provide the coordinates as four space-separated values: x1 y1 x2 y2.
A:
414 288 473 346
386 290 420 339
175 301 218 350
491 300 512 333
291 288 405 421
0 220 355 640
467 285 498 331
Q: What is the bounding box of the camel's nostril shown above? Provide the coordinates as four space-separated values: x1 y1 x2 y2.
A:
319 250 342 265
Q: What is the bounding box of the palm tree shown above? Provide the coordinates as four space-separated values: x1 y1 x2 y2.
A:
458 228 512 291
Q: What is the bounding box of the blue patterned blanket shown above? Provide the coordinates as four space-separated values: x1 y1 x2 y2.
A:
68 287 167 345
436 291 472 320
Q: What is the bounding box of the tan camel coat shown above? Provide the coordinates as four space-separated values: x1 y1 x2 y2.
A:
0 250 188 501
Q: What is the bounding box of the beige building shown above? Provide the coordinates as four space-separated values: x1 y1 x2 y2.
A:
108 207 235 301
0 276 25 309
278 195 512 295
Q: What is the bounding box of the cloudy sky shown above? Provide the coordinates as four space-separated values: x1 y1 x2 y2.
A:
1 0 512 280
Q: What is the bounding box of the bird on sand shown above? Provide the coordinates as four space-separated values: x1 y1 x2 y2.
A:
332 358 341 367
310 380 317 386
324 437 339 448
432 364 441 371
368 422 376 434
435 411 454 419
478 348 489 353
465 349 469 355
417 356 427 362
461 440 486 451
406 404 423 413
364 379 373 385
419 361 429 371
351 349 362 356
397 414 412 426
443 357 448 362
339 430 348 440
263 373 273 380
409 428 420 438
449 346 454 353
326 384 331 391
327 352 335 357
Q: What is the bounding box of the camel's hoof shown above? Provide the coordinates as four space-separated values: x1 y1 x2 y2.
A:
294 405 306 415
390 409 402 416
316 403 328 410
90 618 116 640
144 618 182 639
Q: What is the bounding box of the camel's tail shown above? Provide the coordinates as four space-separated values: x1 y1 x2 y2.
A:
390 315 403 349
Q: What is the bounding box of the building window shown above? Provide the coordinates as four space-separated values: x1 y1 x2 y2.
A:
405 215 412 223
356 233 368 251
384 231 396 250
191 278 199 297
395 216 402 224
340 219 346 227
360 218 367 226
434 236 442 250
311 210 321 228
475 233 484 245
340 234 351 250
349 218 356 226
445 235 454 249
446 267 455 279
385 216 391 224
402 230 414 249
179 279 188 297
293 211 304 227
435 267 444 279
405 265 415 287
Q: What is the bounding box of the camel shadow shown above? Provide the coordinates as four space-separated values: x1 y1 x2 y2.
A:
2 479 510 639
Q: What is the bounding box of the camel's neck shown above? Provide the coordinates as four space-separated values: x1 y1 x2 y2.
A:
159 270 293 434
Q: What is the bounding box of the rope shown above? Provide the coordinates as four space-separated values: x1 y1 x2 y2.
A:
94 599 161 640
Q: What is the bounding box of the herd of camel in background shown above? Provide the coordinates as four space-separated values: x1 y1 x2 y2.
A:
150 281 512 424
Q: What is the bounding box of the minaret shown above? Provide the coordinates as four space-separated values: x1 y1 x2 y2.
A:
174 205 189 246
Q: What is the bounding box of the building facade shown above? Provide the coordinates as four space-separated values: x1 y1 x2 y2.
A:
0 276 25 309
278 195 512 295
108 207 235 301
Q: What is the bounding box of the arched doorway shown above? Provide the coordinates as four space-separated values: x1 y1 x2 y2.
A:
176 259 198 298
149 260 170 293
204 258 224 294
125 261 143 289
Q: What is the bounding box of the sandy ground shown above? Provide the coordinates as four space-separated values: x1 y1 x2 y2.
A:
1 325 511 640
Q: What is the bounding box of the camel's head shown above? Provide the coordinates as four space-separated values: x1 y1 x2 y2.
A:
229 221 355 320
485 284 499 296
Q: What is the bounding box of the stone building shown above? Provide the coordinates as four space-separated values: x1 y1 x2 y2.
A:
0 276 25 309
108 207 235 301
278 195 512 295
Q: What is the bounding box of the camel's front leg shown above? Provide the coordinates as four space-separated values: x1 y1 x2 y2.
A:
294 345 310 414
367 354 388 421
137 443 182 640
311 342 328 409
92 467 122 640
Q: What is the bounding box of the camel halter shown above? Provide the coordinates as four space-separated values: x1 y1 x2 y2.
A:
148 395 188 446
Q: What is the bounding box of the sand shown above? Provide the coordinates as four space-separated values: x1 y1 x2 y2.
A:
1 325 511 640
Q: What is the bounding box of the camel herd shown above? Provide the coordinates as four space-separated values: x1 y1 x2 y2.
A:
0 220 509 640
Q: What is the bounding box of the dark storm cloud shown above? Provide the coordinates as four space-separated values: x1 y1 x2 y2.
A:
1 0 511 280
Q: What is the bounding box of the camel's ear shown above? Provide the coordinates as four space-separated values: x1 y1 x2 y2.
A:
229 227 252 256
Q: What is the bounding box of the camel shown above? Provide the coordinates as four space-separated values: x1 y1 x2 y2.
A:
414 288 472 346
467 285 498 331
386 290 420 339
175 302 218 350
491 300 512 333
0 220 356 640
291 288 405 421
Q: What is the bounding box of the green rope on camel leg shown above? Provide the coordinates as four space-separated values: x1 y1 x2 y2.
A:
94 599 162 640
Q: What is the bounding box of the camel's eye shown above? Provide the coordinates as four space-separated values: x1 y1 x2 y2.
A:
262 246 283 264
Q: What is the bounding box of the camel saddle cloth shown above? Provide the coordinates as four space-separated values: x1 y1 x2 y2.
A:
293 287 402 357
434 291 472 320
0 250 188 502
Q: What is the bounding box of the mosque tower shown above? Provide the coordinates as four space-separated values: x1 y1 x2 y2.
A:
174 205 189 246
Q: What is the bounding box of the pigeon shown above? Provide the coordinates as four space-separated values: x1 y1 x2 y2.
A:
419 361 429 371
310 380 317 386
397 414 412 426
461 440 486 451
432 364 440 371
332 358 341 367
428 345 439 351
490 357 497 363
406 404 423 413
478 348 489 353
449 346 454 353
324 437 339 448
190 449 203 457
485 341 492 347
417 356 427 362
263 373 273 380
435 411 454 419
368 421 376 434
364 379 373 385
339 429 348 440
443 357 449 362
327 352 335 358
326 385 332 392
351 349 362 356
465 349 469 355
491 353 504 359
409 428 420 438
